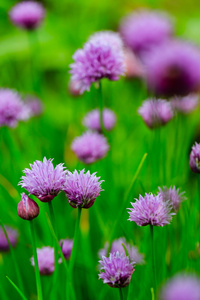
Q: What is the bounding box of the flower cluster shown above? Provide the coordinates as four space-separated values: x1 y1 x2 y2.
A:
171 94 199 114
82 108 116 132
158 186 186 212
128 193 175 227
69 31 125 93
9 1 45 30
0 226 19 252
59 239 73 260
189 142 200 173
30 246 56 275
99 252 135 288
64 169 103 208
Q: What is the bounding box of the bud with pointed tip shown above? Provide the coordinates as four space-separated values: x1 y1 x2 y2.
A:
17 193 39 220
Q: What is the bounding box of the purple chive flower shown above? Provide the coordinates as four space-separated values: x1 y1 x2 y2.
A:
9 1 45 30
120 10 173 56
68 80 82 97
71 131 109 164
128 193 175 227
160 274 200 300
158 186 186 213
82 108 117 132
69 31 125 93
99 251 135 288
31 246 55 275
124 48 145 78
99 238 145 265
19 157 67 202
24 95 44 117
189 142 200 173
59 239 73 260
64 169 103 208
138 99 173 129
17 193 39 220
0 89 30 127
144 40 200 97
0 226 18 252
171 94 199 114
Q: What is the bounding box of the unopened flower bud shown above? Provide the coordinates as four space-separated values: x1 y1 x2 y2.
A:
17 193 39 220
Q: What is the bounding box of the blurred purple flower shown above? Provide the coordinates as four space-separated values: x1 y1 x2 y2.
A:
82 108 116 132
189 142 200 173
71 131 109 164
128 193 175 227
99 237 145 265
17 193 39 220
0 89 30 127
59 238 73 260
124 48 145 78
0 226 18 252
9 1 45 30
158 186 186 213
160 273 200 300
68 80 82 97
31 246 55 275
138 99 173 129
64 169 103 208
144 40 200 97
99 251 135 288
24 95 44 117
171 94 199 114
120 10 173 56
69 31 125 93
88 31 124 50
19 157 67 202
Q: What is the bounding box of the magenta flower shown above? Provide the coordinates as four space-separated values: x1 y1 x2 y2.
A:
120 10 173 56
144 40 200 97
189 142 200 173
59 239 73 260
128 193 175 227
64 169 103 208
99 252 135 288
99 237 145 265
171 94 199 114
82 108 116 132
17 193 39 220
69 31 125 93
71 131 109 164
9 1 45 30
19 157 67 202
158 186 186 213
0 89 30 127
0 226 18 252
24 95 44 117
160 274 200 300
31 246 55 275
138 99 173 129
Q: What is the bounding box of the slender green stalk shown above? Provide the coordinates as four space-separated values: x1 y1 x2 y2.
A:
150 225 157 294
6 276 27 300
150 287 155 300
97 81 106 135
48 202 59 299
0 221 24 294
197 176 200 216
67 207 82 300
119 287 123 300
29 220 43 300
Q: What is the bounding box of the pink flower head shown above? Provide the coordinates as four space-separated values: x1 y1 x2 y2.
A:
120 10 173 56
128 193 175 227
158 186 186 213
144 40 200 97
64 169 103 208
138 99 173 129
59 239 73 260
124 48 145 78
82 108 116 132
171 94 199 114
71 131 109 164
99 252 135 288
0 226 18 252
31 246 55 275
9 1 45 30
189 142 200 173
19 157 67 202
69 31 125 93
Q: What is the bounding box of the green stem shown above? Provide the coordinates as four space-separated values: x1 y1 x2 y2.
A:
197 176 200 220
0 221 24 295
29 220 43 300
150 225 157 294
67 207 82 300
119 287 123 300
6 276 27 300
97 81 106 135
48 202 59 299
